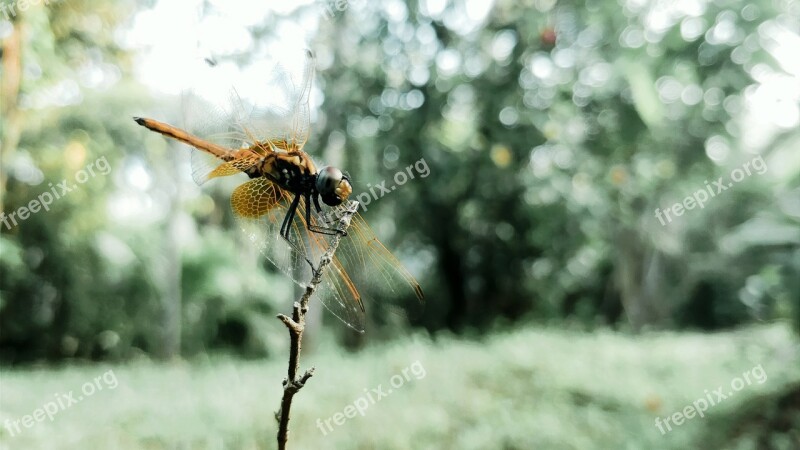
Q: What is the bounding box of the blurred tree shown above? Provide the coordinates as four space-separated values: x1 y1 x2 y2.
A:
309 0 800 333
1 1 145 361
1 15 23 212
2 0 799 364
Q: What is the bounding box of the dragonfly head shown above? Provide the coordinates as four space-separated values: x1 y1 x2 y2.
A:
316 166 352 206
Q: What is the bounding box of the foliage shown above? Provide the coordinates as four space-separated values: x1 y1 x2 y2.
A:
310 0 800 332
0 324 797 448
1 0 799 363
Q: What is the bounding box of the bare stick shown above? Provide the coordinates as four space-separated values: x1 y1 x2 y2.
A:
275 201 358 450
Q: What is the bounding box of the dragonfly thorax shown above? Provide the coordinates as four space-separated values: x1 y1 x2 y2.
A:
260 151 352 207
266 153 318 195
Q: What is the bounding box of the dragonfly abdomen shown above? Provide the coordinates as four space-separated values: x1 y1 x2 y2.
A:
133 117 232 159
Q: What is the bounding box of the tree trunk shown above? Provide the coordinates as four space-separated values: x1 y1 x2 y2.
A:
155 147 182 360
1 19 24 212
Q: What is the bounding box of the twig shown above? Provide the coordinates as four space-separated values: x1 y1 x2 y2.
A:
275 201 358 450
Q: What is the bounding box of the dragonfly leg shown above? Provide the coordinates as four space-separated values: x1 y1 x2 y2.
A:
305 193 347 237
312 194 323 215
279 193 301 240
279 193 315 269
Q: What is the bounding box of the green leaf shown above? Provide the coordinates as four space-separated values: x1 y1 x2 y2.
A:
620 58 664 129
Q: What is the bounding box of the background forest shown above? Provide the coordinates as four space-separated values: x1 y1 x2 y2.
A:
1 0 799 448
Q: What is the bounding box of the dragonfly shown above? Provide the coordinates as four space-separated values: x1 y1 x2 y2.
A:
134 50 423 332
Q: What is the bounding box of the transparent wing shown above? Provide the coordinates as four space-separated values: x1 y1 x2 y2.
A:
252 49 314 151
180 50 316 185
232 182 366 331
301 201 424 330
328 204 425 323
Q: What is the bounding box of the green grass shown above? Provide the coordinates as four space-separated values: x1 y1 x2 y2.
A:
1 324 798 449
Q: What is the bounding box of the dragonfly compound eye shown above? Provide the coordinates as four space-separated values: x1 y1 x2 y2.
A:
317 167 351 206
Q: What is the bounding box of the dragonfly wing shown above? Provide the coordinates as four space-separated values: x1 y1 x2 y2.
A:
231 178 315 286
287 202 366 330
277 201 421 330
232 184 366 331
327 204 425 323
250 49 314 151
181 86 265 185
318 256 366 332
180 51 315 184
290 49 314 150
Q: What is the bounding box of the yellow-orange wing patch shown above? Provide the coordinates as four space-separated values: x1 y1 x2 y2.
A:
206 151 263 181
231 177 281 218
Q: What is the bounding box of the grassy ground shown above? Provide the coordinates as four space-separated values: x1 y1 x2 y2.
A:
1 324 798 449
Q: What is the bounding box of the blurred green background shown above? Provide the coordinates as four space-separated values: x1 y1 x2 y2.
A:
1 0 799 448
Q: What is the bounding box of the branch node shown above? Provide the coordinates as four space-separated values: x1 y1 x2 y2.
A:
277 314 300 333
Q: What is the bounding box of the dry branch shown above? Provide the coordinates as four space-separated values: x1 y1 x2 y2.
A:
275 200 358 450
